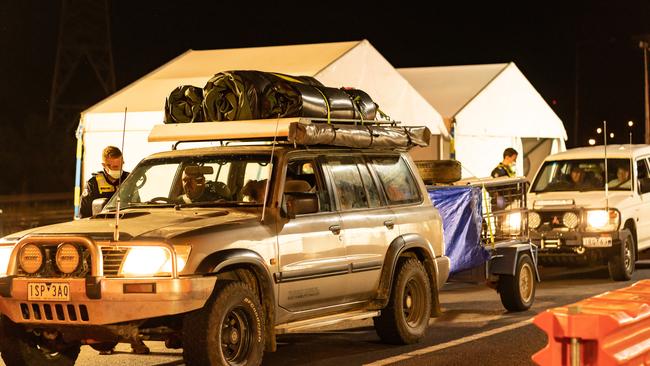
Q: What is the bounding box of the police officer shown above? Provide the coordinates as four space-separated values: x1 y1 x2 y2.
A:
491 148 518 178
79 146 129 218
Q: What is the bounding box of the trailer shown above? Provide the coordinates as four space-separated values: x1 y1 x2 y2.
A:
423 163 539 311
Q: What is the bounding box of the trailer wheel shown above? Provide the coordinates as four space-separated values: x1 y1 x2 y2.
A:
373 257 431 344
608 230 635 281
498 253 535 311
182 281 265 366
0 316 80 366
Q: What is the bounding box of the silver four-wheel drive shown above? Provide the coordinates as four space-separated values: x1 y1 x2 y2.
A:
0 118 450 366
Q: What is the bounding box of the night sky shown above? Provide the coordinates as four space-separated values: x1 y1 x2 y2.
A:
1 1 649 195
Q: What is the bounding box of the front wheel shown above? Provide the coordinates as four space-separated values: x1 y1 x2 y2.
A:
182 281 265 366
498 253 536 312
608 230 635 281
0 316 80 366
373 257 432 344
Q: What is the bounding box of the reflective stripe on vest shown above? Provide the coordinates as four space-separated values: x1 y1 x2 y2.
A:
96 173 116 194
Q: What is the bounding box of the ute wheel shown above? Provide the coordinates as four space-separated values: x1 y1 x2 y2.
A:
373 257 432 344
608 230 635 281
182 281 265 366
498 253 536 311
90 341 117 353
0 316 80 366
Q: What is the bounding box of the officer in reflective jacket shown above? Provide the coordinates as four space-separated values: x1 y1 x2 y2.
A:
79 146 129 218
491 147 518 178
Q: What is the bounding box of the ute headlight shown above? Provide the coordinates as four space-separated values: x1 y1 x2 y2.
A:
528 212 541 229
19 244 44 274
562 212 579 229
586 209 620 232
120 245 190 277
0 246 14 276
56 243 81 274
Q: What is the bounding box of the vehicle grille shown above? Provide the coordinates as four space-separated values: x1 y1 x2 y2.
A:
19 302 90 322
101 246 128 276
537 211 579 230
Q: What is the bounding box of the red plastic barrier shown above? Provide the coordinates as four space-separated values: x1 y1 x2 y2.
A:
532 280 650 365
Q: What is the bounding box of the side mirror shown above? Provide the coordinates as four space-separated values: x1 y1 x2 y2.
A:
91 198 108 216
284 192 319 218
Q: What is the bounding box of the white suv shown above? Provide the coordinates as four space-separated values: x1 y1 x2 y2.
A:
528 144 650 281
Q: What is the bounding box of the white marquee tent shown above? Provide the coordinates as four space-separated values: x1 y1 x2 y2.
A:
400 62 567 179
79 39 446 187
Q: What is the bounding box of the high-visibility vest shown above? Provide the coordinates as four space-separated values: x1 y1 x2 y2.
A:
95 173 116 194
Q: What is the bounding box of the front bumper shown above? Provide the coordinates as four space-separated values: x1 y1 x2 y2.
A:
0 276 217 325
531 230 622 265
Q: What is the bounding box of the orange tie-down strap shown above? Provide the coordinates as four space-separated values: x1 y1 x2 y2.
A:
532 279 650 366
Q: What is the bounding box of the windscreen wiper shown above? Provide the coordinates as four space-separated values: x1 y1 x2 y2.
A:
174 201 260 210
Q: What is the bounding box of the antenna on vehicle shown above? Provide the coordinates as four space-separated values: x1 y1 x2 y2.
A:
603 121 609 210
113 107 128 242
260 116 280 223
629 122 634 193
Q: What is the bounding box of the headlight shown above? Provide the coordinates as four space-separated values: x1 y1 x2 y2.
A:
119 245 191 276
502 212 522 232
562 212 579 229
0 246 14 276
586 209 619 232
528 212 541 229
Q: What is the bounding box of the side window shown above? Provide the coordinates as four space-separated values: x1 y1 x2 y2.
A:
326 156 371 210
638 158 650 194
370 155 421 205
284 158 331 212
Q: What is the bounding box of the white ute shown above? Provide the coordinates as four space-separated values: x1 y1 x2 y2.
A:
528 144 650 281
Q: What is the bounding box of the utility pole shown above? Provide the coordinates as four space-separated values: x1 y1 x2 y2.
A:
48 0 116 129
640 41 650 144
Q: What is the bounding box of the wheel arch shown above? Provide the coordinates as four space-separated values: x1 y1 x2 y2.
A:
196 249 277 352
372 233 442 317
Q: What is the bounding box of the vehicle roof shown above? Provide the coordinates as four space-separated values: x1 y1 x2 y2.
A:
544 144 650 161
143 144 404 161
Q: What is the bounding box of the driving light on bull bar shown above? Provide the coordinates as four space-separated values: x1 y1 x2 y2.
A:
528 212 541 229
562 212 579 229
586 209 620 232
0 246 14 276
503 212 522 232
19 244 44 274
55 243 81 274
120 245 190 276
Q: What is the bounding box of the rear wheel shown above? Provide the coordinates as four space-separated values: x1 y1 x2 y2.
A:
608 230 635 281
182 281 265 366
0 316 80 366
373 257 432 344
498 253 535 311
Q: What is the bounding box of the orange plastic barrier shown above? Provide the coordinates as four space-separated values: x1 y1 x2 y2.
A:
532 280 650 366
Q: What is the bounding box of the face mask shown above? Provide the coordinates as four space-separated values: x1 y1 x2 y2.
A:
106 169 122 180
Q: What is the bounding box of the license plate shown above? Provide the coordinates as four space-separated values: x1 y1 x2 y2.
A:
28 283 70 301
583 237 612 248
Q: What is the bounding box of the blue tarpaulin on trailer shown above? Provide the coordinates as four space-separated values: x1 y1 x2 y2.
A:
428 186 490 274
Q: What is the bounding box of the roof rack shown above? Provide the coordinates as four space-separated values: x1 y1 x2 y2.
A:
148 117 430 150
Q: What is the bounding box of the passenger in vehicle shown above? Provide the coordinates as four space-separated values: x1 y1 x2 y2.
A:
242 179 268 203
609 165 631 189
568 166 598 189
177 166 231 203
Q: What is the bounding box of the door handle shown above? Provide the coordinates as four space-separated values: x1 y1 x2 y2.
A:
384 220 395 229
329 225 341 235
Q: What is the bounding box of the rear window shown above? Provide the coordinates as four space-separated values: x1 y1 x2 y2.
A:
370 156 421 205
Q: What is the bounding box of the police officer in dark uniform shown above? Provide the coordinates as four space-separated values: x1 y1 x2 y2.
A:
79 146 130 218
491 147 518 178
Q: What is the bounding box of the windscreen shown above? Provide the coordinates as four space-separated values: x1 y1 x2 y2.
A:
104 154 273 210
531 158 632 193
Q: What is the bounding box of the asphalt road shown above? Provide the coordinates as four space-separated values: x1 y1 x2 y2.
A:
3 262 650 366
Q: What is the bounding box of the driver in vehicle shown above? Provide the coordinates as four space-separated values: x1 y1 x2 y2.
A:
177 165 231 204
